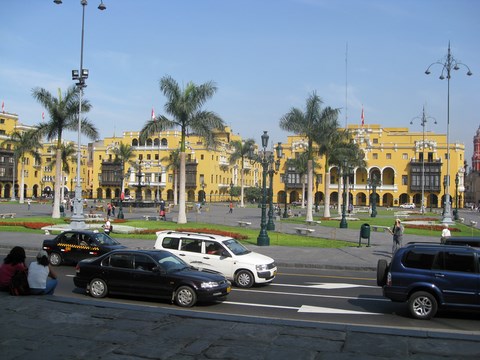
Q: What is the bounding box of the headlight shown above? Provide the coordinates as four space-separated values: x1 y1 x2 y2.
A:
256 264 268 271
201 281 219 289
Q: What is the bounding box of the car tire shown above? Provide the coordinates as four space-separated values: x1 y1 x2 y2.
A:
175 286 197 307
49 252 62 266
235 270 254 288
408 291 438 320
376 259 389 286
89 278 108 298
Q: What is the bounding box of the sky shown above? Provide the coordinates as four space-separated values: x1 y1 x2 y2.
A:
1 0 479 165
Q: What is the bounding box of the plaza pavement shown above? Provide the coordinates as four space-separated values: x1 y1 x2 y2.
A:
1 201 480 359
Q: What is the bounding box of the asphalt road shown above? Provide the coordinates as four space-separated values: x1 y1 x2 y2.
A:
18 252 478 334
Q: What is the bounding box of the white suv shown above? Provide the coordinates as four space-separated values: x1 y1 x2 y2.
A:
154 230 277 288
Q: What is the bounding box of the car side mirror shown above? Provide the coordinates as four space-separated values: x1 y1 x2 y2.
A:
220 250 231 258
153 266 167 275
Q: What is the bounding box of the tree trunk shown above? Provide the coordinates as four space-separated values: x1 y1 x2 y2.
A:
324 170 331 218
52 148 61 218
177 152 187 224
173 169 178 205
240 167 245 207
306 159 313 222
19 159 25 204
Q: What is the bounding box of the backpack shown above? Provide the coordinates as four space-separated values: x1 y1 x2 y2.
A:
10 269 30 296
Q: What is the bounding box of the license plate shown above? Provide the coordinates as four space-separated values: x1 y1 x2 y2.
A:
227 286 231 293
273 270 277 276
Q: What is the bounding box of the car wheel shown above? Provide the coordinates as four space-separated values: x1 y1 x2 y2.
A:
376 259 389 286
49 252 62 266
89 278 108 298
175 286 197 307
408 291 438 320
235 270 254 288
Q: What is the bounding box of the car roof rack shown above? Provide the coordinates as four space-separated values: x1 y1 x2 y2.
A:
164 230 216 240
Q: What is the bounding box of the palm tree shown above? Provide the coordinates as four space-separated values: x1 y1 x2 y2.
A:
287 153 308 208
329 133 367 214
112 143 135 197
140 75 224 224
229 138 255 207
1 129 42 204
280 91 340 222
32 86 98 218
48 142 76 205
161 149 180 205
313 115 344 218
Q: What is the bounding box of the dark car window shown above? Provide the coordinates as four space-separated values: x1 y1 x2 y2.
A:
433 251 476 273
109 254 134 269
162 237 180 250
204 240 224 256
92 233 121 246
402 249 436 270
63 233 80 246
181 239 201 253
134 254 156 271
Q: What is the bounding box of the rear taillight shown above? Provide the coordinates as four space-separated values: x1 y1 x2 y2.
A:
386 272 392 286
75 264 80 274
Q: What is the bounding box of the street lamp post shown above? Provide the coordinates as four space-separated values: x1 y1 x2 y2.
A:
425 42 472 224
266 155 281 231
339 160 350 228
200 181 206 205
55 0 106 229
411 107 436 214
454 173 459 220
249 131 273 246
282 173 289 218
368 174 381 218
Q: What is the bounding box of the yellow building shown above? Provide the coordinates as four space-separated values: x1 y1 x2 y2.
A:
89 127 261 203
273 124 465 211
1 108 466 212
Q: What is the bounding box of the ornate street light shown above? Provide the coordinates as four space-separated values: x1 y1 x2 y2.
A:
55 0 106 229
368 174 381 218
454 173 459 220
266 143 282 231
339 160 353 228
410 107 436 214
425 42 472 224
249 131 272 246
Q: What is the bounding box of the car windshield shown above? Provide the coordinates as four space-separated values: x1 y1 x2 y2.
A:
92 233 121 246
223 239 251 256
154 252 190 273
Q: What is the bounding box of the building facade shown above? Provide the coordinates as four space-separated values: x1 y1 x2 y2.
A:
0 110 466 212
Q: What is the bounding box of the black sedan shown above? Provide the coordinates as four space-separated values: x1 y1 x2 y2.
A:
42 230 126 266
73 249 231 307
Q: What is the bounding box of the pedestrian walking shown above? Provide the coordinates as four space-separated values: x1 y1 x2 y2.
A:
228 202 233 214
27 199 31 210
107 203 112 217
441 223 451 243
388 219 404 255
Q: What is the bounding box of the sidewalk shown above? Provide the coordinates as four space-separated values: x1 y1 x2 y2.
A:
1 203 480 359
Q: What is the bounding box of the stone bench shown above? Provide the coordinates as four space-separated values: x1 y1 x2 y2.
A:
294 227 315 235
0 213 16 219
305 220 322 226
86 213 104 220
354 207 370 214
143 215 161 221
371 225 390 232
237 221 252 227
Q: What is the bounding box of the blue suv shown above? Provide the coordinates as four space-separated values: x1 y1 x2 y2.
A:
377 243 480 320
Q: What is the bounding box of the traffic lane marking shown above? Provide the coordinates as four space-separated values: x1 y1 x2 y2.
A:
233 288 388 302
278 271 376 282
272 282 378 289
223 301 382 315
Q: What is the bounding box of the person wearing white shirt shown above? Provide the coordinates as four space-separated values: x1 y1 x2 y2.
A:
28 250 57 295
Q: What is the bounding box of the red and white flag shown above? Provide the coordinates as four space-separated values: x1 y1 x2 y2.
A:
1 101 4 113
361 106 364 126
42 112 45 120
151 107 155 120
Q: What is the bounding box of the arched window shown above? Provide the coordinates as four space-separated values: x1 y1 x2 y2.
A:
161 138 168 146
154 138 160 147
132 139 139 147
146 138 153 146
